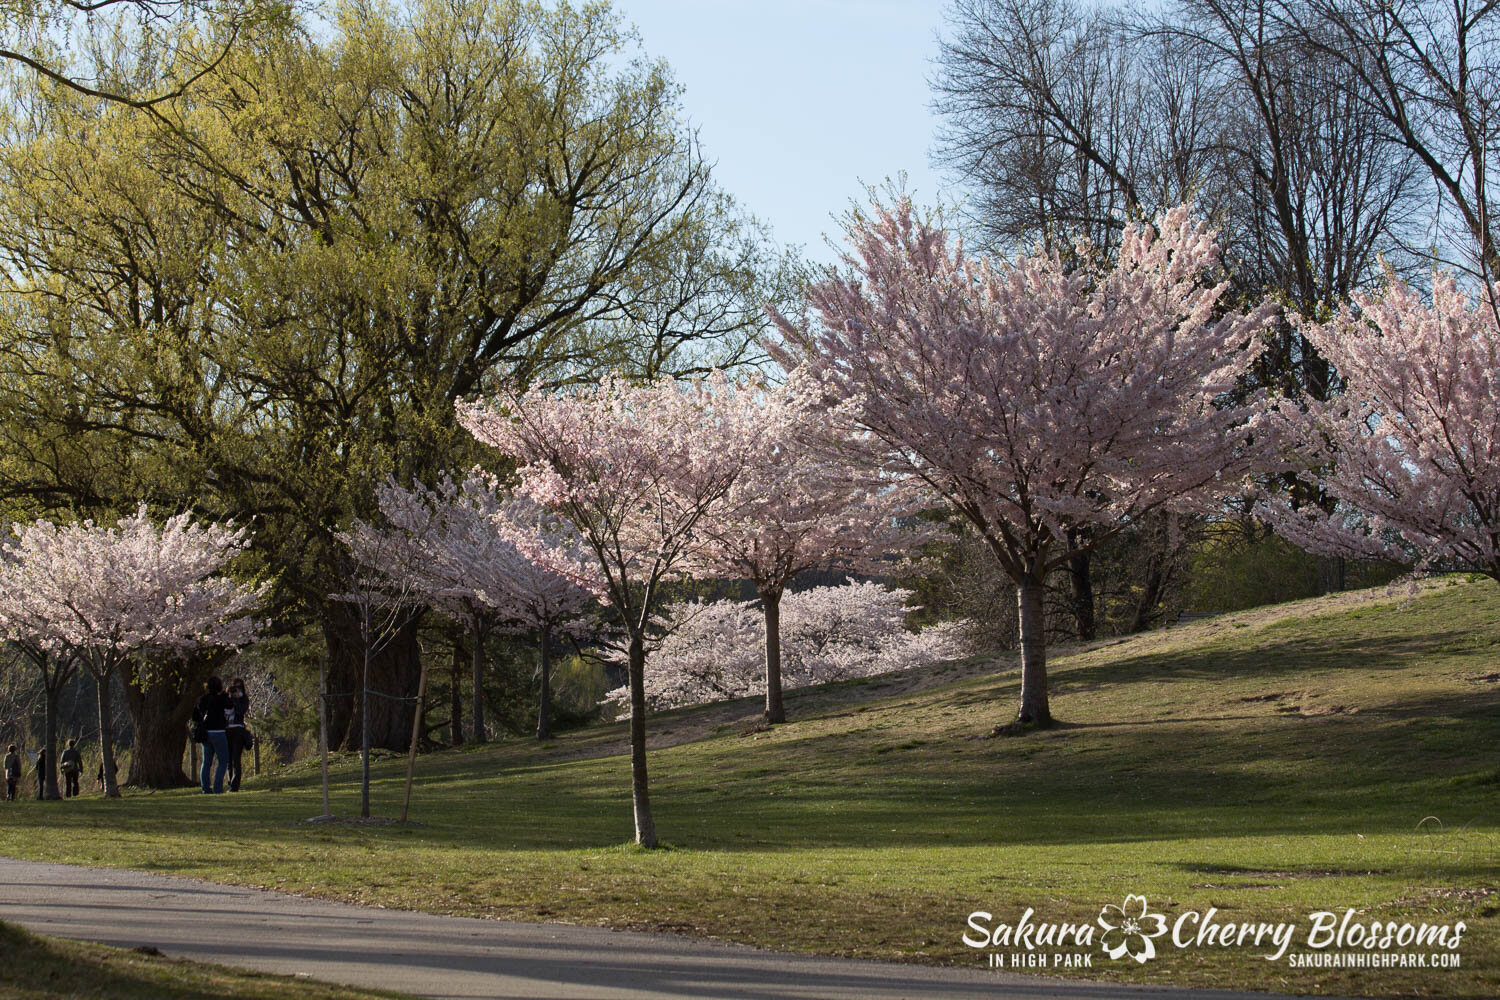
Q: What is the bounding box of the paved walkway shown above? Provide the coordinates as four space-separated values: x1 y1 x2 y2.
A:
0 857 1325 1000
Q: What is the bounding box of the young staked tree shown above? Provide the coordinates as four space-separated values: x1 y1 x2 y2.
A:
771 201 1277 730
0 506 262 796
349 471 593 743
1265 270 1500 578
458 373 761 847
686 382 924 723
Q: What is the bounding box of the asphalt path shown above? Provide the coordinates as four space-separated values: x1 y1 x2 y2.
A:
0 857 1331 1000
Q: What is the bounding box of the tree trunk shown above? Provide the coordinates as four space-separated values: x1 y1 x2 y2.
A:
360 640 372 819
627 633 657 848
1067 551 1096 642
120 656 211 788
448 630 464 746
536 626 553 740
1129 563 1165 634
41 682 60 800
470 619 487 744
1015 575 1053 727
321 605 423 752
761 589 786 724
95 667 121 798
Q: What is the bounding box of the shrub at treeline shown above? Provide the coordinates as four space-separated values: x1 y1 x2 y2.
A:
0 1 1496 848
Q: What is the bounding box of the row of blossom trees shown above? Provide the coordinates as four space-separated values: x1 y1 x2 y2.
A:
614 582 970 713
0 507 263 797
449 199 1500 845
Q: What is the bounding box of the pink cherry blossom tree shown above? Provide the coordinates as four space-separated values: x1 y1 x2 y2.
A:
458 373 762 847
347 470 594 743
0 506 263 796
771 201 1277 730
686 382 926 722
1264 271 1500 580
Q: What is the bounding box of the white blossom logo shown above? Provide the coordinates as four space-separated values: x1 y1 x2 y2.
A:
1097 894 1168 963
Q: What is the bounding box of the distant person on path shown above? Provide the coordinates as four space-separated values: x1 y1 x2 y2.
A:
59 740 82 798
3 745 19 801
33 746 46 799
192 676 232 794
225 677 250 793
96 758 117 794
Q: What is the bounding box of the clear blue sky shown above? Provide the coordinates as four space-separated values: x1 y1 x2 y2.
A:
617 0 954 265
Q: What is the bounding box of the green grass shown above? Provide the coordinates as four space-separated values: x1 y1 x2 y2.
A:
2 579 1498 998
0 921 412 1000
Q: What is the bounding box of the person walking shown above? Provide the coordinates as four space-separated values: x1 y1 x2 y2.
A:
192 676 232 794
59 740 82 798
3 745 19 801
225 677 251 792
33 746 46 800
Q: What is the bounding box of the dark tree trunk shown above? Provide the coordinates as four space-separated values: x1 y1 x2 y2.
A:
1129 562 1166 634
535 627 553 740
121 655 213 788
470 619 487 744
95 666 121 798
627 633 657 848
1016 575 1053 727
761 589 786 724
1067 551 1096 642
321 605 424 752
448 630 464 747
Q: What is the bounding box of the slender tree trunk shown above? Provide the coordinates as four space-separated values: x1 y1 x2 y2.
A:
449 630 464 746
41 682 60 800
95 667 121 798
318 655 330 818
761 589 786 724
470 618 487 744
1067 551 1096 642
360 639 372 819
1015 575 1053 728
536 626 553 740
626 633 657 848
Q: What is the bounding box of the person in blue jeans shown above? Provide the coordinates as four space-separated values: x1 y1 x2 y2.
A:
192 676 233 794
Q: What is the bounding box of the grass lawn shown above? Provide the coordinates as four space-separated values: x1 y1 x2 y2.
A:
0 578 1496 998
0 920 412 1000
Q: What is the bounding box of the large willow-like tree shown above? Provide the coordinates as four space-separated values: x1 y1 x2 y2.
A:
0 0 788 755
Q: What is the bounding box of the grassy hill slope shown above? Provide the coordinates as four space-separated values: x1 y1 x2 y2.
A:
1 578 1497 998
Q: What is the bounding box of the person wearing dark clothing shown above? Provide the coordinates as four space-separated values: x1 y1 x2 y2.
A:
3 745 19 801
59 740 82 798
225 677 251 792
192 676 233 794
96 758 117 793
33 747 46 799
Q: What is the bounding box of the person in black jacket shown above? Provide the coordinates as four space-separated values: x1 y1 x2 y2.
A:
192 676 232 794
33 746 46 799
225 677 251 792
59 739 82 798
3 745 19 801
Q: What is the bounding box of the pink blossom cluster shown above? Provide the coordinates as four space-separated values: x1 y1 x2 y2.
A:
606 582 971 713
0 504 264 660
457 372 774 612
1263 271 1500 579
343 470 594 633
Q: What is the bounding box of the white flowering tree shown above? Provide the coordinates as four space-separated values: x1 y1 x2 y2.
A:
0 506 263 797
